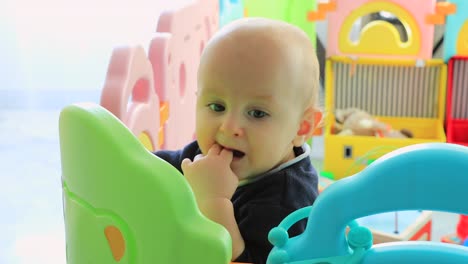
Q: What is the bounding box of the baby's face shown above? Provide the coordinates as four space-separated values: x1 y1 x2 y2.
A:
195 45 305 180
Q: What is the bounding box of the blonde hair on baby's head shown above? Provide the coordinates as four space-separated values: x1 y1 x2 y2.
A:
201 17 321 114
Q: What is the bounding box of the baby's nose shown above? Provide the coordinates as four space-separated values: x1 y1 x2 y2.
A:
220 115 244 137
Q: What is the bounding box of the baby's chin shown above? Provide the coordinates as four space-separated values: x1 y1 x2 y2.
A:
231 166 263 182
229 165 248 181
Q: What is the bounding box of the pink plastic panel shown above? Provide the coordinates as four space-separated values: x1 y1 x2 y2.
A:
100 46 160 151
149 0 219 150
327 0 436 59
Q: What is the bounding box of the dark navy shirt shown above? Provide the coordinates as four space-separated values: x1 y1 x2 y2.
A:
154 141 318 264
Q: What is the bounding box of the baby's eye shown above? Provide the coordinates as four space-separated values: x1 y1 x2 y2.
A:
208 103 225 112
248 110 268 119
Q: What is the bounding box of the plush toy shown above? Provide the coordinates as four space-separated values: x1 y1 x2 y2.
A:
333 108 413 138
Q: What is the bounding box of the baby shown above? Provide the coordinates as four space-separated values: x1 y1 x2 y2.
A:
155 17 320 263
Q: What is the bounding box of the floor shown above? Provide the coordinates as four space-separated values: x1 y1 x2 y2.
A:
0 89 461 264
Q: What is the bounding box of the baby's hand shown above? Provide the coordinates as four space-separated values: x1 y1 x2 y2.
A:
181 144 239 201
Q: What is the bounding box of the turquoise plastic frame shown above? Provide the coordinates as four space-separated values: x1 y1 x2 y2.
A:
268 143 468 264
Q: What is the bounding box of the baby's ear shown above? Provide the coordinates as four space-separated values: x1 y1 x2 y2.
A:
293 107 322 147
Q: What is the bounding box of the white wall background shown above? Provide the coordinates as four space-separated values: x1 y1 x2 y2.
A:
0 0 192 92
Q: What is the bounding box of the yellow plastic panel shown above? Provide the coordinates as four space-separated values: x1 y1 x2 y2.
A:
457 21 468 55
324 116 446 180
339 1 421 56
323 57 447 180
138 132 154 151
377 117 446 140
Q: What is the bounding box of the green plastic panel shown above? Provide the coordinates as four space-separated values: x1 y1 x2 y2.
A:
59 103 231 263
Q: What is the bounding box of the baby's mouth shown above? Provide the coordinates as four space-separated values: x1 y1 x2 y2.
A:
222 146 245 158
232 150 245 158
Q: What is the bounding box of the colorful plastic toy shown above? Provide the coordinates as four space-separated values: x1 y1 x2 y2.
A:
100 0 219 151
443 0 468 62
442 214 468 245
219 0 244 27
322 0 449 179
153 0 219 150
446 56 468 146
319 177 432 245
458 215 468 243
268 143 468 264
326 0 452 59
356 210 432 244
243 0 319 49
100 46 164 151
59 103 231 263
342 146 398 178
324 57 447 179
